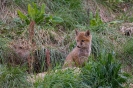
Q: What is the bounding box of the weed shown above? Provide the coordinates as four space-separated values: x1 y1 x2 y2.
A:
89 11 106 32
17 2 63 26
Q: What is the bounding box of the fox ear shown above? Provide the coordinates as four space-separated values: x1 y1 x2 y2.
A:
75 29 79 36
85 30 90 36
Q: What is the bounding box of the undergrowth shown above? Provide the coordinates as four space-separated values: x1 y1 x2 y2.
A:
0 65 33 88
34 68 84 88
44 0 89 30
0 0 133 88
81 52 130 88
33 52 130 88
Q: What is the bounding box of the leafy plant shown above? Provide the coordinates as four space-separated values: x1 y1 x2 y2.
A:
89 11 106 32
81 52 130 88
17 3 63 25
17 3 45 25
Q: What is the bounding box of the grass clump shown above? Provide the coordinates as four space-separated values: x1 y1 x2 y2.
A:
123 38 133 58
81 52 130 88
0 65 33 88
120 38 133 73
0 37 11 63
34 68 84 88
91 31 114 57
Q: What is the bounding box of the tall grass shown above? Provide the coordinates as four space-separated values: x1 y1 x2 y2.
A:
81 52 130 88
44 0 89 30
123 38 133 58
33 52 130 88
91 30 115 57
0 37 11 63
34 47 66 72
120 37 133 73
0 65 33 88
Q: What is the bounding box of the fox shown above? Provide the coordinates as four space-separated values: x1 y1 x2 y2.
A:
63 30 92 68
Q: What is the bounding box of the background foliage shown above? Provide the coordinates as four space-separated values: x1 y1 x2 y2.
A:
0 0 133 88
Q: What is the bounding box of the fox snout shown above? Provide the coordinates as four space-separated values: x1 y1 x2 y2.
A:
76 41 86 48
77 45 81 48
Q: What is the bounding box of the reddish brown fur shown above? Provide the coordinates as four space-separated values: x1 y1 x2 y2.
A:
63 30 92 68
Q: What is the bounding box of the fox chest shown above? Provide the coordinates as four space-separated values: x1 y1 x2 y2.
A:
73 49 89 66
78 49 89 57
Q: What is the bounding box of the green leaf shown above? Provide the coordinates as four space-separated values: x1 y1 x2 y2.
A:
17 10 27 20
51 16 64 23
28 4 35 20
35 15 44 24
41 3 45 14
35 3 45 24
32 2 38 15
90 19 96 26
17 10 30 24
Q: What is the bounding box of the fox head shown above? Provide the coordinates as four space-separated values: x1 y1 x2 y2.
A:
75 30 92 49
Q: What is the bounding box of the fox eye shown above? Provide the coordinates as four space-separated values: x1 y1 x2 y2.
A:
19 46 23 49
81 40 85 42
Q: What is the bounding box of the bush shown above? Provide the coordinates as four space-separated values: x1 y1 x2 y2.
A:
81 52 129 88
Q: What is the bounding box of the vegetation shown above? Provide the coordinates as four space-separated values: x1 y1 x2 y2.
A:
34 68 83 88
0 65 33 88
81 52 130 88
0 0 133 88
